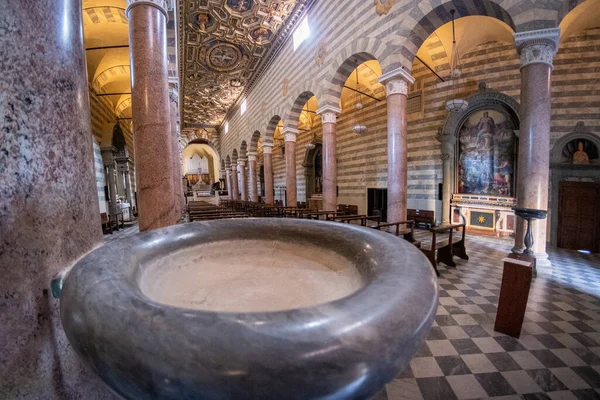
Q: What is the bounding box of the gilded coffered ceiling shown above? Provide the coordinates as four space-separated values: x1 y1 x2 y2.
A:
179 0 311 127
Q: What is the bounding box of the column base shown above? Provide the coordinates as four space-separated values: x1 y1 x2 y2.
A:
534 251 552 268
511 246 524 254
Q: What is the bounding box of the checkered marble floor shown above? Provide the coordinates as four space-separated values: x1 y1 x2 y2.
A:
377 232 600 400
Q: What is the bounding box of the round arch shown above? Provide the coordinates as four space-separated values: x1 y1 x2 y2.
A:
265 115 282 139
249 131 261 153
394 0 515 71
283 91 318 130
181 142 220 181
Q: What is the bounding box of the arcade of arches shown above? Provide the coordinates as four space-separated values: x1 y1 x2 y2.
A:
2 0 600 398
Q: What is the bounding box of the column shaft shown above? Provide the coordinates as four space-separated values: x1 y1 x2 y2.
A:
128 2 176 231
169 97 183 220
263 147 274 204
379 69 414 224
239 161 248 201
248 155 258 202
318 107 341 212
513 30 558 265
284 130 298 208
231 165 240 201
0 0 110 396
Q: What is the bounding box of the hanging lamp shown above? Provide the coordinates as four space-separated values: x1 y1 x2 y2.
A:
351 60 367 134
445 9 468 112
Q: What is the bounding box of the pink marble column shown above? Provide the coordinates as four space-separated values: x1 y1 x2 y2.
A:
262 142 275 204
128 0 176 231
379 68 415 223
513 29 559 266
317 105 341 212
283 128 299 208
169 91 183 221
231 164 240 201
239 159 248 201
248 151 259 202
226 169 233 200
0 0 112 396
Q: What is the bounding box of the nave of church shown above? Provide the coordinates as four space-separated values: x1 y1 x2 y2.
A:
1 0 600 399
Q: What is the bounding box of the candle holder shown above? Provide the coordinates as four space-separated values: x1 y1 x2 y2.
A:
513 207 547 276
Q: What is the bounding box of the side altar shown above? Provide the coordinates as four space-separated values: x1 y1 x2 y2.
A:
451 194 516 236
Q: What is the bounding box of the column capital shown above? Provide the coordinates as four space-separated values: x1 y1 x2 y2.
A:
247 151 257 162
282 127 299 142
514 28 560 70
231 165 237 172
262 143 273 154
126 0 169 20
316 105 341 124
238 159 246 166
379 67 415 97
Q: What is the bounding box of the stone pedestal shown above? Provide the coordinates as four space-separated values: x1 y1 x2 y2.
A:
513 29 559 266
263 142 274 204
379 68 415 223
248 152 258 202
283 128 299 208
239 159 248 201
317 106 341 212
0 0 113 397
231 164 240 201
128 0 176 231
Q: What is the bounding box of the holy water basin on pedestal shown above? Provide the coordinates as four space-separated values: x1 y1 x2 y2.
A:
59 218 438 399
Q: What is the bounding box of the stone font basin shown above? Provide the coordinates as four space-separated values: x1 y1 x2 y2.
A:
60 218 438 399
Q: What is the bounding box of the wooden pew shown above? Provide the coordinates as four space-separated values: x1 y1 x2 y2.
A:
299 210 345 220
420 222 469 277
101 212 112 234
375 220 420 248
329 215 380 228
407 209 435 229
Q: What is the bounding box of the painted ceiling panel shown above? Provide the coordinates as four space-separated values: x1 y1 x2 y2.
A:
180 0 311 127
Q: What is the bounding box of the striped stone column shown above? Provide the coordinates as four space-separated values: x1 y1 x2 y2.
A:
262 141 274 204
283 127 299 207
317 105 341 212
512 28 560 266
379 68 415 223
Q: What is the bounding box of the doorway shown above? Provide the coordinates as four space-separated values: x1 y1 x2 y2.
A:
558 181 600 252
368 188 387 222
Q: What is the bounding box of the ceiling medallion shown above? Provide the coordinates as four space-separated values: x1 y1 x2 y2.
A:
249 27 273 45
229 78 244 87
206 43 243 72
225 0 255 14
315 40 327 67
190 12 216 33
374 0 395 15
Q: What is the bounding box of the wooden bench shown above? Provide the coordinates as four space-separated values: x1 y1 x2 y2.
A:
420 222 469 276
407 209 435 229
375 220 420 248
299 210 345 220
329 214 380 228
